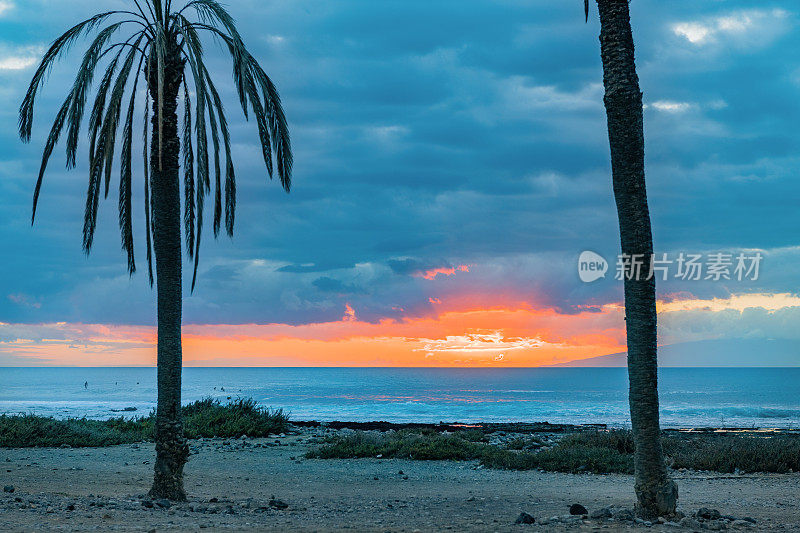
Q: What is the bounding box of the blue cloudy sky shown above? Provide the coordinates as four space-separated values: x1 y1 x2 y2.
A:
0 0 799 366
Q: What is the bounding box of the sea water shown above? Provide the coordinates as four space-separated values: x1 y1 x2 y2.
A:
0 367 798 428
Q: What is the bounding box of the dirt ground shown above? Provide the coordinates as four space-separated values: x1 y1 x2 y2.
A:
1 427 799 531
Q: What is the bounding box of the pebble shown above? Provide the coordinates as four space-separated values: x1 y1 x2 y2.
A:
268 498 288 510
679 517 703 529
697 507 722 520
589 507 612 519
612 508 635 521
514 511 536 524
154 498 171 509
569 503 588 515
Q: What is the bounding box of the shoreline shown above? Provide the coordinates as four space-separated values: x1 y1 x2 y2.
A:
5 409 800 433
293 419 800 434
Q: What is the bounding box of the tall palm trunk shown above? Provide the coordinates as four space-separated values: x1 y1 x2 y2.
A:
147 46 189 501
595 0 677 518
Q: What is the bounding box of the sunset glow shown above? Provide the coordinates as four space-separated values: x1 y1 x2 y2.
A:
3 292 797 367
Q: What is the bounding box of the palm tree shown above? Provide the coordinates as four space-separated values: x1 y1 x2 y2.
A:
585 0 677 518
19 0 292 500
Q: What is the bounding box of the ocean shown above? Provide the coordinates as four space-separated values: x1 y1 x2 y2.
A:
1 367 798 429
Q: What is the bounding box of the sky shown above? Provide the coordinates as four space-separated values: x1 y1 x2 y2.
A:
1 0 799 366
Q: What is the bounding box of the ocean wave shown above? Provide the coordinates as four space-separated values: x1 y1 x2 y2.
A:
662 406 800 419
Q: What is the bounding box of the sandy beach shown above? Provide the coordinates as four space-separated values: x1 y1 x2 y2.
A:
1 425 798 532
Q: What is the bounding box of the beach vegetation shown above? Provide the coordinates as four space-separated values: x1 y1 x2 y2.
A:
0 399 288 448
307 428 800 475
305 429 486 461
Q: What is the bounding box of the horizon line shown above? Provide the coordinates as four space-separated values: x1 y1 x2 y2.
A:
2 365 798 369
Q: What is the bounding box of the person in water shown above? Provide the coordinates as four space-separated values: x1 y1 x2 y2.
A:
84 381 88 389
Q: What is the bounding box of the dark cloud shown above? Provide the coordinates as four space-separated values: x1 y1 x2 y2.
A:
386 259 460 277
311 276 365 294
0 0 798 326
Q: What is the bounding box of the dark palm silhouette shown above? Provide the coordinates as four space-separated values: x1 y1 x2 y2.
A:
586 0 677 518
19 0 292 500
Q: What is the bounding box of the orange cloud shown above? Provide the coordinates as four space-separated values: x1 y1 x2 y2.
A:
3 292 794 367
343 303 357 322
416 264 470 280
0 299 626 367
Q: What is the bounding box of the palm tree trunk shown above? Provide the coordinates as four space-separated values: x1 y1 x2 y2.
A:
147 50 189 501
595 0 677 519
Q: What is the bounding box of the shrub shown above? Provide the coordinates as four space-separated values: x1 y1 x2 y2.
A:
664 433 800 474
0 414 150 448
306 429 486 460
480 442 633 474
182 398 289 438
307 428 800 475
0 398 288 447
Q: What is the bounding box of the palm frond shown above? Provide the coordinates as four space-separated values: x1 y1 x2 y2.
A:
197 62 231 237
248 56 293 190
119 58 143 275
29 21 134 223
174 15 217 204
183 81 195 258
23 1 294 288
178 21 211 286
224 148 236 236
204 89 221 196
243 66 273 179
175 14 209 271
102 37 144 198
19 11 122 142
199 65 235 237
183 0 241 40
152 0 165 23
143 92 154 286
191 82 209 288
205 78 225 237
189 21 293 192
66 22 124 169
84 34 144 253
191 145 206 292
187 10 249 120
131 0 155 26
31 96 73 224
88 46 125 171
154 21 167 170
194 82 209 199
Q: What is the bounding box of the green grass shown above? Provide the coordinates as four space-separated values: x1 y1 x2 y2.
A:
481 441 633 474
0 414 152 448
0 398 289 448
307 428 800 474
664 433 800 473
305 429 486 460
